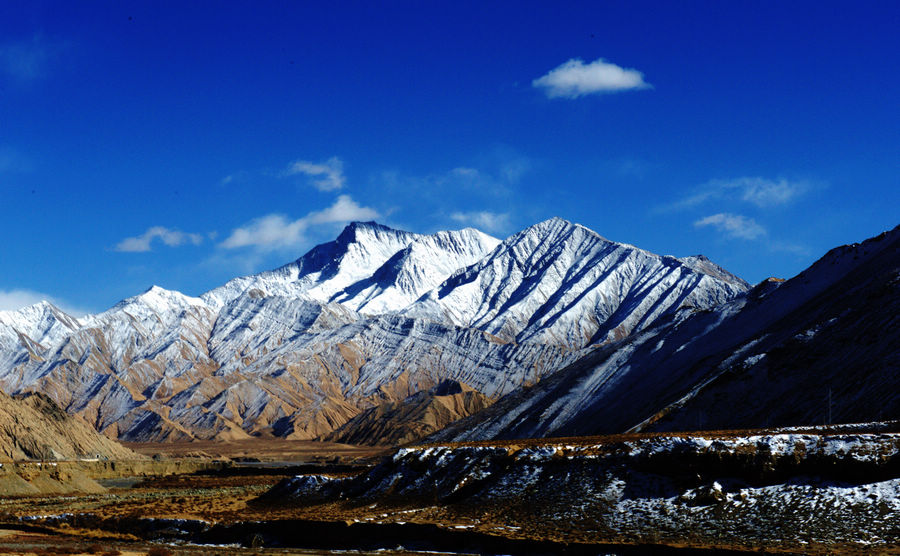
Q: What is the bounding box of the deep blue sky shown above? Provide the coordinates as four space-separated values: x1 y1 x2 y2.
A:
1 1 897 314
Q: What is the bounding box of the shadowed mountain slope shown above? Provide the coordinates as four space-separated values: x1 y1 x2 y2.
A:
432 225 900 441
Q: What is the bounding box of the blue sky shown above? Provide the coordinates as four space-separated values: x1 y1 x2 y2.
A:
1 1 897 314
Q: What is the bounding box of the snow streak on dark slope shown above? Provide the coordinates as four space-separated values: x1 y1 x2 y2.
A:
434 225 900 441
404 217 748 348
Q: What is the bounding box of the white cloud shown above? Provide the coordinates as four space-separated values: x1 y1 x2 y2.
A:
219 215 304 251
450 211 511 234
285 156 345 191
664 177 809 212
0 288 90 316
221 195 379 251
533 57 650 99
694 213 766 240
115 226 204 252
736 177 807 208
304 194 379 224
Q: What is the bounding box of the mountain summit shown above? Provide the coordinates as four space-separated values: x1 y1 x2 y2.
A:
201 222 499 312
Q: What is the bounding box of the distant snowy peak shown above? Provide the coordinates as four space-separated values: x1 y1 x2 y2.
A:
0 300 82 347
404 217 750 348
105 285 207 314
201 221 500 314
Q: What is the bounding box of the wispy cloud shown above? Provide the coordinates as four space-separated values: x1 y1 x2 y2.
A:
664 177 810 212
220 170 249 186
381 152 531 201
694 213 766 240
770 241 813 257
221 194 378 251
737 177 808 207
0 288 91 316
285 156 345 191
450 211 511 234
533 57 651 99
115 226 204 252
0 34 64 84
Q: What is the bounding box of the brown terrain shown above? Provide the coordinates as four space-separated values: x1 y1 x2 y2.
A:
0 392 135 462
323 380 493 446
0 425 895 554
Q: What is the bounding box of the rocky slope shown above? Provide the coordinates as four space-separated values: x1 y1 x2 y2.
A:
267 428 900 553
0 391 136 461
323 380 492 446
0 219 749 443
434 224 900 441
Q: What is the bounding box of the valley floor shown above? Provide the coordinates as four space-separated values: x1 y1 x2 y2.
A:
0 428 898 554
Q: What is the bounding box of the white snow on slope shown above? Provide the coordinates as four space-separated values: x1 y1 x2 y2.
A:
404 217 748 348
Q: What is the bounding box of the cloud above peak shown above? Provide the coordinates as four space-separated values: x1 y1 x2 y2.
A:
450 211 511 234
533 57 651 99
665 177 810 213
285 156 345 191
0 288 90 316
694 213 766 240
114 226 203 252
221 194 378 251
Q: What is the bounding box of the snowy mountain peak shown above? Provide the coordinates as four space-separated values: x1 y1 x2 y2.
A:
404 218 750 347
334 220 400 242
109 285 207 315
0 300 81 335
201 222 500 314
328 226 500 313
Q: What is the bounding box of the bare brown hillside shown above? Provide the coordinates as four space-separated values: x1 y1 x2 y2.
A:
0 391 136 461
323 381 492 446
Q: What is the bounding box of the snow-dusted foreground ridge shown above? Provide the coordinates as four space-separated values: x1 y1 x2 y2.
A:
0 219 749 441
267 428 900 552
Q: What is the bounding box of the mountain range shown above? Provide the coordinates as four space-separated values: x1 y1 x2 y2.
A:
0 218 749 443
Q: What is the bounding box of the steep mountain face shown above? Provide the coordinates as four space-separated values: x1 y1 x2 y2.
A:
0 219 750 444
434 225 900 442
404 218 748 348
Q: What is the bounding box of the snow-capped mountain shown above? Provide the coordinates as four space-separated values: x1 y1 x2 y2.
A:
433 224 900 442
404 217 748 348
201 222 499 313
0 218 750 442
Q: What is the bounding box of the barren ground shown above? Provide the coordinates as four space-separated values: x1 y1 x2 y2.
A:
0 431 896 554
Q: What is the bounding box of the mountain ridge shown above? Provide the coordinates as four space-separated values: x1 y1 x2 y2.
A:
431 223 900 442
0 218 751 443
